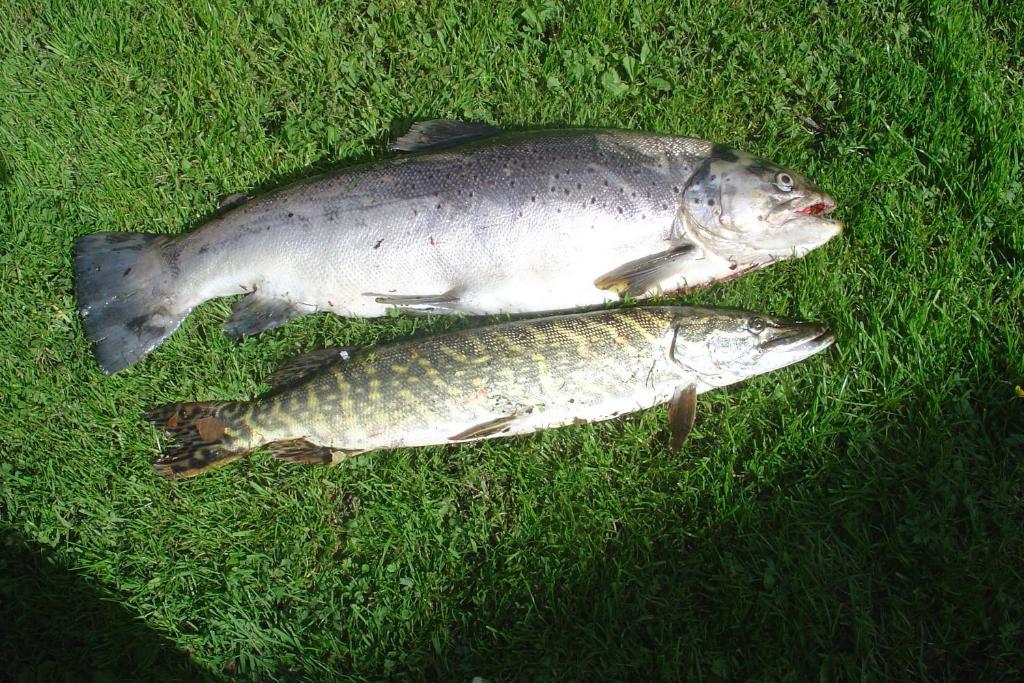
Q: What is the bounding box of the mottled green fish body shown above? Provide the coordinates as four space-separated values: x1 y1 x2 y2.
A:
148 307 834 477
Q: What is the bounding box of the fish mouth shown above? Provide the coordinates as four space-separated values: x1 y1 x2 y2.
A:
770 192 838 220
797 198 836 216
759 323 835 352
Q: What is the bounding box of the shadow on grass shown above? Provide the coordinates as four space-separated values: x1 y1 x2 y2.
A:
427 379 1024 679
0 527 213 682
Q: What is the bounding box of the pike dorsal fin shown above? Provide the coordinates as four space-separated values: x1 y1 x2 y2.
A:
265 347 356 390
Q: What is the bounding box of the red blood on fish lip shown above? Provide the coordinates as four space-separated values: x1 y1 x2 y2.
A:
798 202 834 216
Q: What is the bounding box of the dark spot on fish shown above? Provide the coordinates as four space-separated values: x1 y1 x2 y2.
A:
708 198 715 206
430 236 436 246
729 262 738 270
617 206 623 214
564 188 570 195
712 145 739 162
127 313 154 335
123 268 131 277
591 197 596 204
198 244 209 254
436 203 442 210
673 186 680 193
576 183 582 189
555 173 560 179
374 239 384 249
469 191 474 197
288 212 294 218
710 175 716 181
531 195 536 202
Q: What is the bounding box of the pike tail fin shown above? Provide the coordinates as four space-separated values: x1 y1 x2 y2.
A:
73 232 191 373
145 401 252 479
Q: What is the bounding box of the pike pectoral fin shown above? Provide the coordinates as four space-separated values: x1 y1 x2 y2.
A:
449 415 518 442
594 243 698 297
389 120 503 152
268 438 363 465
667 384 698 453
367 289 462 313
265 347 357 390
224 293 313 338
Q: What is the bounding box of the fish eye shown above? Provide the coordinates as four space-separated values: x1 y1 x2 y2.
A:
774 172 794 192
747 317 767 333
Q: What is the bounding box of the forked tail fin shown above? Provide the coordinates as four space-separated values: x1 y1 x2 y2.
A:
74 232 191 373
145 401 252 478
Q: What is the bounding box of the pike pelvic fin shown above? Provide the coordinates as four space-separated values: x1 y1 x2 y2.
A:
594 243 698 297
389 120 503 152
223 291 315 338
449 414 519 442
264 347 357 390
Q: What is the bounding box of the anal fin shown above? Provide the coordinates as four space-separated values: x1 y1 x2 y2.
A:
268 438 363 465
594 243 697 297
366 288 462 313
224 292 314 338
265 347 357 390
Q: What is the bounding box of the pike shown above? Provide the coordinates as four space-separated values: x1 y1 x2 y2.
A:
75 121 842 373
146 306 835 478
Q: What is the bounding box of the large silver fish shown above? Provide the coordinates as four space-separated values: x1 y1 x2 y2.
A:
75 121 842 373
147 306 835 478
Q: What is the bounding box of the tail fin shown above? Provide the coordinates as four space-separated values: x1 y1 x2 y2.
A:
145 401 252 479
73 232 190 373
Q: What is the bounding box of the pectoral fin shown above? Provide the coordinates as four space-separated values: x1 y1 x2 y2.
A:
366 289 462 313
667 384 698 453
265 347 358 390
594 243 698 297
389 120 503 152
449 415 518 442
224 292 314 338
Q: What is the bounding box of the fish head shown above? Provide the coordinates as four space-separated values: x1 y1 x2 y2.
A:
669 307 835 389
681 148 842 265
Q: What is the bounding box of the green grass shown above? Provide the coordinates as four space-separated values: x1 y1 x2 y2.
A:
1 0 1022 679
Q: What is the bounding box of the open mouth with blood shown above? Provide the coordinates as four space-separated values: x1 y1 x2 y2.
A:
797 199 836 216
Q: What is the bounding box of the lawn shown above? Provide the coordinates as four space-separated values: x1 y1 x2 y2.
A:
1 0 1022 679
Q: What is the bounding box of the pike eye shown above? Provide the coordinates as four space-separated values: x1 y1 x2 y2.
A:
748 317 766 333
774 172 794 192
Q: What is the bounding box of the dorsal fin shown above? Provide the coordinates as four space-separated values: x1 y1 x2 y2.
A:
264 347 356 390
389 120 503 152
